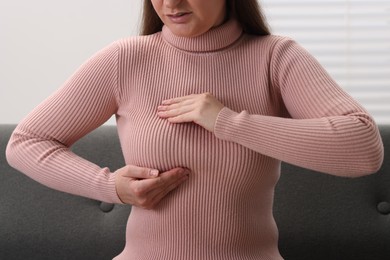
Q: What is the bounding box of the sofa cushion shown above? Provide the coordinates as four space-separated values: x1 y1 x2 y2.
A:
275 125 390 259
0 125 131 260
1 124 389 260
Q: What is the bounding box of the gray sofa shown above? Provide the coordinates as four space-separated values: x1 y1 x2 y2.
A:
1 124 389 260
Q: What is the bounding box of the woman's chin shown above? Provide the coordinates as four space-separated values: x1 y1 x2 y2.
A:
167 24 206 38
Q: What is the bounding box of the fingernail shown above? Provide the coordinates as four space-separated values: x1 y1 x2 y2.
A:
150 169 159 177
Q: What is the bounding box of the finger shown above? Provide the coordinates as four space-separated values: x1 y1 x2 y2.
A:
152 167 189 190
145 174 189 208
161 94 196 105
166 112 194 123
130 168 190 209
158 98 197 115
157 102 188 112
157 105 194 119
121 165 159 179
133 167 189 195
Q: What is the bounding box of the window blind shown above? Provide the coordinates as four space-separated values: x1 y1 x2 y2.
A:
261 0 390 124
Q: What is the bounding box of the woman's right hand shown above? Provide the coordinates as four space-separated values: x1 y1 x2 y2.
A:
114 165 190 209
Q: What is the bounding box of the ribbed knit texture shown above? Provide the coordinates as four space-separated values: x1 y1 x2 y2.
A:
6 19 383 259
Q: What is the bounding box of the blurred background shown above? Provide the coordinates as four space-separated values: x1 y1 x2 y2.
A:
1 0 389 125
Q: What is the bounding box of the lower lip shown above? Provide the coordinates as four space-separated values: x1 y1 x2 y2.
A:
167 13 191 24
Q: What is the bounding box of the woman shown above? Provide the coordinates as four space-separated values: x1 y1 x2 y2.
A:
6 0 384 259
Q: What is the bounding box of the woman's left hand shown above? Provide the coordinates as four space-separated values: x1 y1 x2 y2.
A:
157 92 225 132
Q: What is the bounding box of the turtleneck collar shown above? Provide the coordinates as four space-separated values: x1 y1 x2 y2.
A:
161 19 243 53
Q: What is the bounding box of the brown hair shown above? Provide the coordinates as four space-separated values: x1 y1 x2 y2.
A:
140 0 271 36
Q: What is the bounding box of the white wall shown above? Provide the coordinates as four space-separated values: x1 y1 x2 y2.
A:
2 1 388 125
0 0 141 124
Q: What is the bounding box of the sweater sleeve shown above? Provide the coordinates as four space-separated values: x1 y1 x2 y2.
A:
214 37 384 177
6 42 123 203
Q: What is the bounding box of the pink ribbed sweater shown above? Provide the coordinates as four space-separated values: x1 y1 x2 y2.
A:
6 20 383 259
